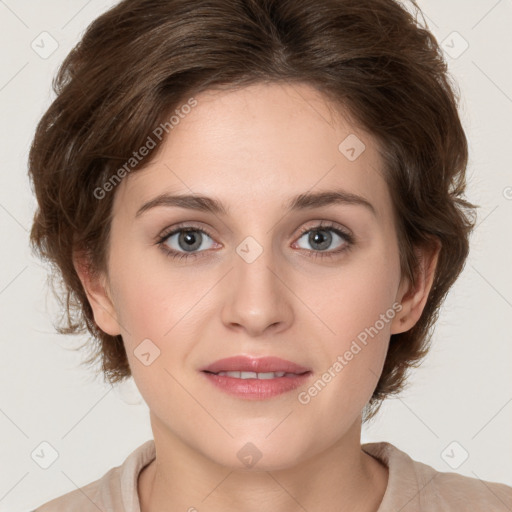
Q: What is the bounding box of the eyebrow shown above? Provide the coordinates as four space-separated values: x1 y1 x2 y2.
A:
135 189 376 218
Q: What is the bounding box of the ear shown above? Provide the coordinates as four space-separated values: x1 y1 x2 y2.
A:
390 239 441 335
73 251 122 337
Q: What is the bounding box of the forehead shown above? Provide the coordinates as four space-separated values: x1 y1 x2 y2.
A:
113 82 391 221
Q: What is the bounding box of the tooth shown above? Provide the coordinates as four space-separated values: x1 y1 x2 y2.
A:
256 372 275 379
240 371 258 379
213 371 296 379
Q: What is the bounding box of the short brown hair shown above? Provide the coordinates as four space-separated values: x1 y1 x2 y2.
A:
28 0 477 421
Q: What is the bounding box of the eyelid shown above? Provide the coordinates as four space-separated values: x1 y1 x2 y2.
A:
294 220 353 240
155 222 217 243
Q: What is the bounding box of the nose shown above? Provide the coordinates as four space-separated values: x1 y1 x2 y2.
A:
220 239 294 337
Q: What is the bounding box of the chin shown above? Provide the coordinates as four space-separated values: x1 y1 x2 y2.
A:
203 437 311 472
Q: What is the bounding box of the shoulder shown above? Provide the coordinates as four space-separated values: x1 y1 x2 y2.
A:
362 441 512 511
34 470 116 512
32 439 156 512
419 460 512 510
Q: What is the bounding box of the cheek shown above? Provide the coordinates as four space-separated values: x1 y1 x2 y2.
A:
109 251 213 388
109 246 199 335
111 264 198 410
304 246 400 394
314 249 400 339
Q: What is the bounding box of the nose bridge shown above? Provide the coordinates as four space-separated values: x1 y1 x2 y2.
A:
236 236 277 290
220 232 293 334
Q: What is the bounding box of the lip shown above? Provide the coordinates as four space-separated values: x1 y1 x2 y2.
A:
200 356 311 374
200 356 313 400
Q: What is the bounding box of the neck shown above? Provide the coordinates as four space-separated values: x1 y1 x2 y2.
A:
138 414 388 512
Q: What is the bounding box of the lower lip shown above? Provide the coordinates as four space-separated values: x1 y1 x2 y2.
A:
201 371 312 400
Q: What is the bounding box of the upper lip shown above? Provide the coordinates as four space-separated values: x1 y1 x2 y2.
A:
200 356 311 374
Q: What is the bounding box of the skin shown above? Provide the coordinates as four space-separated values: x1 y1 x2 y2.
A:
74 82 439 512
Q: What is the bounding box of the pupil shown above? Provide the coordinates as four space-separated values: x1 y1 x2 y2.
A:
180 231 201 251
310 230 331 250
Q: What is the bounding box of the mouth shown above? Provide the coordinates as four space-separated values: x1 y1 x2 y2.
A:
200 356 313 400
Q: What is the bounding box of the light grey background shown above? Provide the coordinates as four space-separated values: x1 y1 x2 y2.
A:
0 0 511 510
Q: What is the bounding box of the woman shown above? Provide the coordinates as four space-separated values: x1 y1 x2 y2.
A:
28 0 512 510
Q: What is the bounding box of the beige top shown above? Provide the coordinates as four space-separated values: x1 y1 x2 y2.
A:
33 439 512 511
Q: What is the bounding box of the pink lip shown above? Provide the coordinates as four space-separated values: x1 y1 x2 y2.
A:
200 356 312 400
200 356 311 374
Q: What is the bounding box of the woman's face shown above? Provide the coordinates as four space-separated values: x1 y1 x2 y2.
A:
86 82 416 470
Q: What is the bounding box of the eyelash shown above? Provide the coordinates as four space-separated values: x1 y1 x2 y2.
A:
155 221 355 262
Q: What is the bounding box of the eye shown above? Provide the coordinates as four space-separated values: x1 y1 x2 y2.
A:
293 222 354 257
155 221 354 262
156 225 218 261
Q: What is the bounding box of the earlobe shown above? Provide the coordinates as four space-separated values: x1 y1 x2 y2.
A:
391 240 441 335
72 251 122 337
